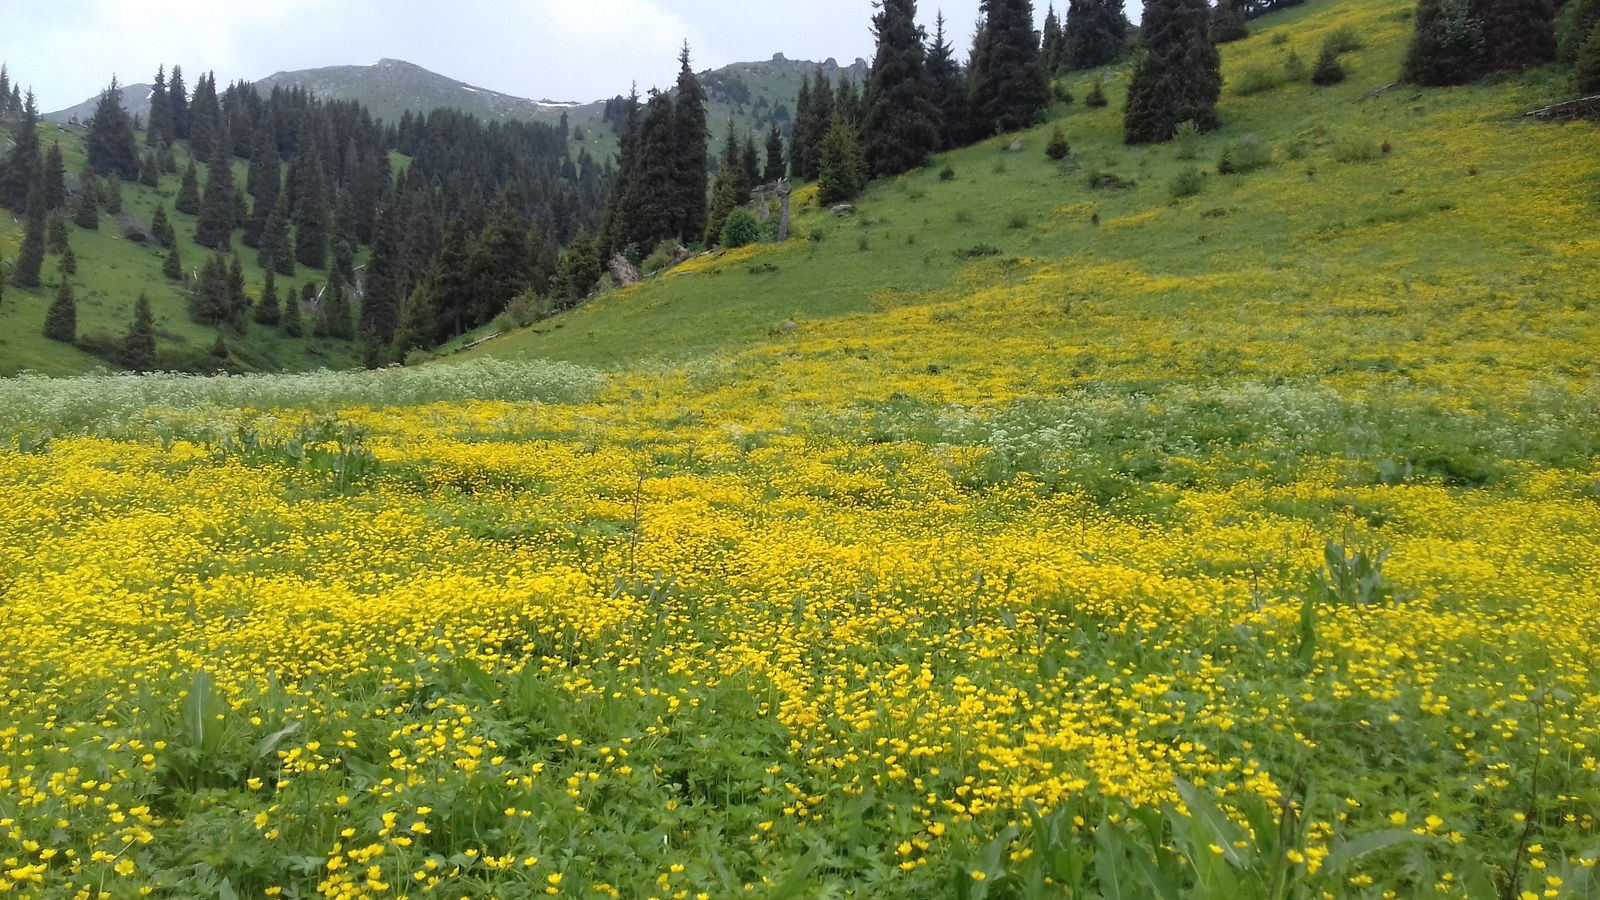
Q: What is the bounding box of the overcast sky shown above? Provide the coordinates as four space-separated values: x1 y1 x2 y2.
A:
6 0 1137 113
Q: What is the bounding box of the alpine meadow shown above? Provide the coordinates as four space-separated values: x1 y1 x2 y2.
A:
1 0 1599 897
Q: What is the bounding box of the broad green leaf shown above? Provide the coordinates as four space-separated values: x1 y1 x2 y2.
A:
1324 830 1437 873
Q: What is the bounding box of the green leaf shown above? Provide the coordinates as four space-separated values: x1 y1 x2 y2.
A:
1323 830 1436 873
1173 778 1251 869
768 850 820 900
256 720 301 758
1095 819 1134 900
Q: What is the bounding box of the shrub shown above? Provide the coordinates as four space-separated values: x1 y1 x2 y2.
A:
1579 22 1600 93
1284 50 1309 83
1174 121 1202 160
857 235 871 252
1086 171 1138 190
1007 211 1030 229
1271 32 1290 46
1169 166 1205 198
1333 135 1381 163
492 290 549 333
1217 134 1272 174
1045 126 1071 161
1085 81 1108 107
1311 48 1348 85
640 239 680 274
721 209 761 248
1323 25 1365 54
954 209 972 223
954 244 1001 258
1233 65 1282 96
939 165 956 181
1052 82 1075 104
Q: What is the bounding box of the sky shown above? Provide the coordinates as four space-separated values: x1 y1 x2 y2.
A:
4 0 1136 113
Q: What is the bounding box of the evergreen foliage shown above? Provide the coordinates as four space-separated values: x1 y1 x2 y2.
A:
1043 4 1068 74
721 209 761 248
243 130 281 247
163 247 183 281
124 294 158 371
817 118 868 205
1560 0 1600 64
1473 0 1557 72
15 187 47 288
42 279 76 343
73 170 100 230
763 125 786 184
47 214 69 254
741 133 761 190
391 277 437 358
790 77 814 179
465 192 534 327
1124 0 1223 144
101 176 122 216
1405 0 1487 85
195 147 237 248
864 0 942 177
281 282 304 337
85 78 141 180
360 193 404 348
293 138 330 269
321 274 355 341
554 232 604 305
189 252 232 325
228 254 250 330
175 161 201 215
1312 47 1348 84
970 0 1052 135
1579 21 1600 93
59 246 77 277
151 202 176 249
1064 0 1131 70
255 269 282 327
1 90 40 210
705 120 748 246
168 66 189 140
671 46 711 245
926 14 967 150
147 66 175 147
187 73 223 163
1046 126 1072 160
795 70 836 181
1212 0 1251 43
42 142 66 211
430 218 475 339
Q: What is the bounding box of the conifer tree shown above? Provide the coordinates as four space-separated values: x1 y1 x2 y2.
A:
554 232 603 305
705 120 747 246
14 187 46 288
255 268 282 326
228 254 250 329
360 192 404 348
73 169 100 230
1405 0 1487 85
163 246 184 280
0 65 9 116
187 73 223 162
1064 0 1130 70
1474 0 1557 72
151 202 176 249
430 218 475 338
42 279 76 343
672 45 711 244
391 277 437 358
1579 21 1600 93
195 147 237 248
1 90 40 210
1043 4 1067 73
817 118 868 205
741 133 761 189
790 76 814 178
1212 0 1250 43
124 294 158 371
168 66 189 140
42 142 66 210
260 190 296 276
139 149 161 187
465 192 532 326
102 175 122 215
59 246 76 277
293 139 330 268
971 0 1052 135
281 282 304 337
322 273 355 340
147 66 174 147
1124 0 1222 143
47 214 69 254
1312 47 1348 84
243 130 281 247
764 125 786 184
796 70 837 181
189 252 231 325
926 13 966 149
864 0 942 177
86 78 141 180
175 161 201 215
332 237 355 286
835 78 863 126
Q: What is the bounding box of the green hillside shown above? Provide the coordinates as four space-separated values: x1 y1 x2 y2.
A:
0 122 363 376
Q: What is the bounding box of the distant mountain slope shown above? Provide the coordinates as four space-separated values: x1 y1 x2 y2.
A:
254 59 582 126
44 83 153 126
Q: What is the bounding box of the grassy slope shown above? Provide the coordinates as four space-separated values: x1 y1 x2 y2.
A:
472 0 1598 393
0 124 363 376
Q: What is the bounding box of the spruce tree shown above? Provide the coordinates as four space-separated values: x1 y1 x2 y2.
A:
764 124 786 184
741 133 761 189
1043 4 1067 74
817 119 868 205
151 202 175 249
47 214 69 254
59 246 76 277
243 129 281 247
0 65 9 116
293 139 330 269
391 277 437 358
971 0 1052 135
259 190 295 276
1064 0 1130 70
227 254 250 329
187 73 223 163
1579 21 1600 94
73 170 100 230
321 273 355 340
101 175 122 215
1405 0 1487 85
195 147 237 248
790 76 814 178
554 232 603 305
797 70 836 181
465 192 532 325
926 13 966 149
14 187 46 288
175 161 201 215
255 268 282 326
430 218 474 338
163 247 183 280
147 66 174 147
281 283 304 337
1474 0 1557 72
124 294 158 371
42 279 77 343
1312 47 1348 84
1 90 40 210
836 77 863 126
705 120 746 246
864 0 942 177
139 149 161 187
1124 0 1222 144
169 66 189 140
359 192 404 347
1212 0 1249 43
672 46 710 243
189 252 231 325
86 78 141 180
42 142 66 210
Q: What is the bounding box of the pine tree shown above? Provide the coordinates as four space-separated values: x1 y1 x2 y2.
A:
228 254 249 329
797 70 836 181
971 0 1052 135
1312 47 1348 84
1405 0 1487 85
42 142 66 210
1043 4 1067 74
864 0 942 177
1 90 40 210
0 65 9 116
164 247 184 280
73 169 100 230
59 246 76 277
42 279 76 343
741 133 761 189
1212 0 1250 43
790 76 814 178
391 277 437 358
321 273 355 340
189 252 231 325
1474 0 1557 72
175 161 201 215
260 190 295 276
151 202 176 249
195 147 237 248
926 13 966 149
243 129 281 247
1579 21 1600 93
1124 0 1222 144
430 218 475 338
14 187 46 288
817 118 868 205
169 66 189 140
360 191 404 347
147 66 174 147
764 125 787 184
124 294 158 371
101 175 122 215
187 73 223 162
705 120 746 246
465 192 532 326
47 214 68 254
139 148 161 187
281 283 304 337
86 78 141 180
255 268 282 326
293 139 330 269
672 46 710 243
1064 0 1130 70
835 77 863 126
554 232 603 305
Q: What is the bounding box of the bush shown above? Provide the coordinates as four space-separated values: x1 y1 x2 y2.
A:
1007 211 1030 229
1323 25 1364 54
1233 65 1282 96
1311 48 1348 85
939 165 956 181
492 290 550 334
1217 134 1272 174
1045 126 1071 161
1579 22 1600 94
1174 121 1202 160
1052 82 1075 104
1332 135 1381 163
1284 50 1309 83
721 209 762 248
1169 166 1205 199
1085 81 1108 107
639 239 680 275
1086 171 1138 190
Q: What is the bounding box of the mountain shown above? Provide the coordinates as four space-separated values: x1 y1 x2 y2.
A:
253 58 582 126
44 83 154 126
